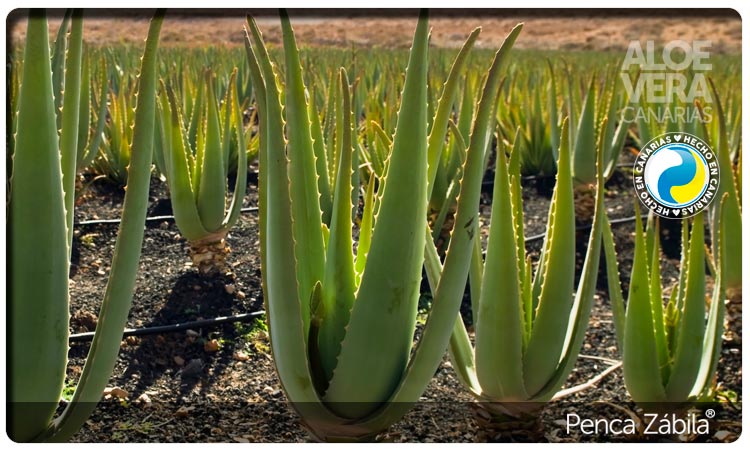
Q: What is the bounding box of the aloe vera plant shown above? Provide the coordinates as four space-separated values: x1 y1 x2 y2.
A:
156 69 248 275
245 10 521 440
441 118 606 420
8 10 162 441
603 201 727 408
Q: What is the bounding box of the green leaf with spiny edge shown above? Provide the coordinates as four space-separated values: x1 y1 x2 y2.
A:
648 219 671 385
690 194 728 398
196 71 227 232
476 140 526 400
161 82 209 242
527 120 606 402
243 20 342 435
623 204 668 404
665 212 707 402
602 213 626 349
355 174 376 283
523 115 576 397
426 27 480 196
308 87 333 225
280 10 326 317
220 69 249 232
46 12 163 442
9 10 69 442
60 10 83 253
571 76 597 185
708 79 742 292
323 12 431 419
317 68 357 387
50 9 72 128
356 23 524 433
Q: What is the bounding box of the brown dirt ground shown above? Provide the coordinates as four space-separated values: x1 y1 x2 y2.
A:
7 9 742 52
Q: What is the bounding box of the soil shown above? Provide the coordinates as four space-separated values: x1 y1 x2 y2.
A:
59 147 742 443
7 9 742 53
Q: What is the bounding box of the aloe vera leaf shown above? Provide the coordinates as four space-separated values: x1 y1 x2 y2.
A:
571 76 597 185
689 194 727 398
309 87 333 225
708 79 742 292
623 208 668 404
528 127 605 402
355 174 376 282
323 13 431 418
602 214 626 348
427 27 480 195
355 23 523 432
280 10 326 311
547 60 560 160
45 12 163 442
79 58 109 170
317 69 357 385
196 72 228 232
162 83 209 241
76 46 90 163
665 212 707 402
60 10 83 251
523 115 576 396
51 9 72 128
648 220 671 385
476 144 526 400
245 17 334 425
221 70 249 231
9 10 69 442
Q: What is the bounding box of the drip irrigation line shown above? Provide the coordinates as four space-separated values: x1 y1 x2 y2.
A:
76 206 258 226
524 213 648 243
69 310 265 343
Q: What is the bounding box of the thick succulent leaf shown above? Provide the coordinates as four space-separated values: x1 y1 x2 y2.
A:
523 117 575 396
281 10 326 309
571 77 597 185
354 23 523 432
427 27 480 195
9 11 69 442
323 13 431 418
47 13 163 442
665 213 707 402
317 69 357 386
50 9 72 128
60 10 83 251
648 221 671 385
308 88 333 225
690 194 728 398
355 174 376 283
162 84 210 242
476 147 527 400
708 80 742 291
602 214 626 348
221 69 249 231
196 73 228 232
623 209 667 404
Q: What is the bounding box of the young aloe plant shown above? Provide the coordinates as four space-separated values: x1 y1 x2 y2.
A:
602 201 727 409
156 69 248 275
440 118 606 420
245 10 521 440
9 10 162 442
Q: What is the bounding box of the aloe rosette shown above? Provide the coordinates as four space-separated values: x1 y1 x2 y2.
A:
245 9 522 440
603 202 727 408
156 69 248 275
8 10 163 442
441 118 607 420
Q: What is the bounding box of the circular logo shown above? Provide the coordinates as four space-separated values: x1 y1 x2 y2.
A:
633 132 719 218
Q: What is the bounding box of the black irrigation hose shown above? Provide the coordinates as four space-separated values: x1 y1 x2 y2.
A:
524 213 648 243
69 311 266 343
75 206 259 226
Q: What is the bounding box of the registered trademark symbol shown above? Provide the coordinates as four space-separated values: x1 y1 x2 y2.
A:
705 409 716 419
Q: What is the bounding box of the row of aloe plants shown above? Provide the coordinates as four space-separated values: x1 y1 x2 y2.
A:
8 9 741 443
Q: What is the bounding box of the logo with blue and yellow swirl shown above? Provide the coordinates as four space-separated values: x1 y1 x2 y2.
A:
633 132 719 218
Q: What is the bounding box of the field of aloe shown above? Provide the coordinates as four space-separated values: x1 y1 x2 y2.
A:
6 9 743 443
